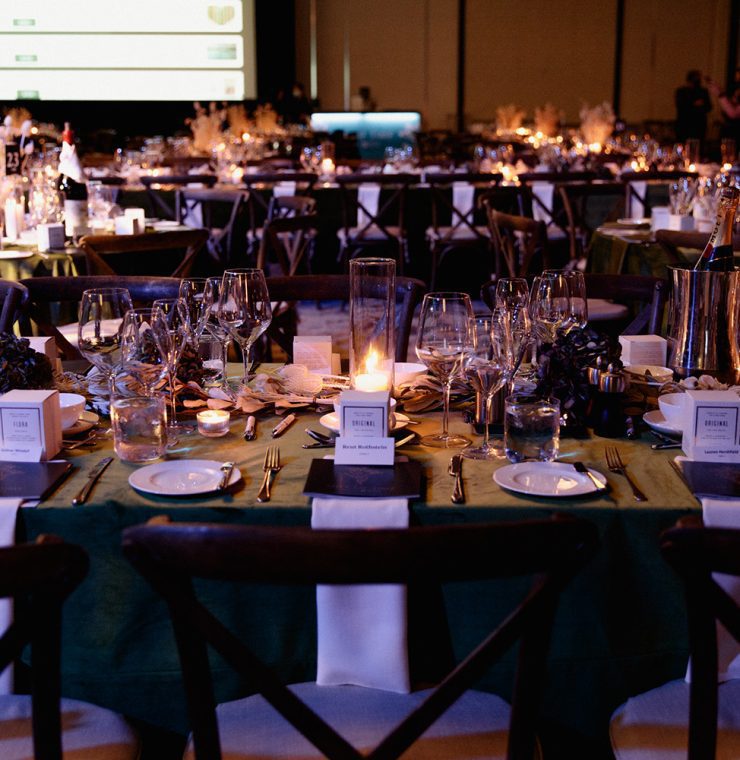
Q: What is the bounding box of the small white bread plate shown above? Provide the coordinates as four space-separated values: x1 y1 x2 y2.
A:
0 249 34 259
63 410 99 436
129 459 242 496
494 461 607 497
320 411 409 434
643 410 683 437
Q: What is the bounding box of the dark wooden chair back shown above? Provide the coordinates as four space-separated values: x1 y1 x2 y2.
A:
487 210 548 278
123 515 597 760
558 182 626 264
660 517 740 759
257 215 319 276
0 279 28 333
0 536 88 760
242 173 318 214
79 229 209 279
265 194 317 221
140 174 217 220
479 186 532 218
177 188 251 267
264 274 425 362
655 229 740 267
20 275 181 359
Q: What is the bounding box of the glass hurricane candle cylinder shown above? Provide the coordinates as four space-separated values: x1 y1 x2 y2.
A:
349 258 395 393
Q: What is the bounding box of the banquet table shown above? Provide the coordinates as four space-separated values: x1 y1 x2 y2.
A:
15 373 699 755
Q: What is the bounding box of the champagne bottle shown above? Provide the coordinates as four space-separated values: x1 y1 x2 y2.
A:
57 122 88 237
693 186 739 272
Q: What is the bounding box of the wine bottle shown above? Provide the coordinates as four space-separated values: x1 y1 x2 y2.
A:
57 122 88 237
693 186 739 272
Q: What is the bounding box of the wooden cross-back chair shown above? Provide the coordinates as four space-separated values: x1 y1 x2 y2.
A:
256 214 319 277
620 170 699 218
611 517 740 760
335 173 417 274
486 210 548 279
0 279 28 333
20 275 181 359
0 537 139 760
140 174 217 220
655 229 740 267
79 229 209 279
123 515 597 760
261 274 425 363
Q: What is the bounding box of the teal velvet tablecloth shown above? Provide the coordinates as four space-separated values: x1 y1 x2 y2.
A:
16 403 698 755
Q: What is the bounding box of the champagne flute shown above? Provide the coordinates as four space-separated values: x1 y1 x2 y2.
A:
544 269 588 332
151 298 192 435
78 287 133 401
178 278 210 339
462 315 507 460
120 308 168 396
217 268 272 387
415 292 474 448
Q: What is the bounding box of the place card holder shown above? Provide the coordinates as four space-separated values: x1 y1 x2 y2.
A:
334 390 395 465
0 389 63 462
683 390 740 463
619 335 667 367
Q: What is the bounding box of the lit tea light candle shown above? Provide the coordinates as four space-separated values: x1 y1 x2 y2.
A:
354 349 390 392
197 409 230 437
320 157 335 175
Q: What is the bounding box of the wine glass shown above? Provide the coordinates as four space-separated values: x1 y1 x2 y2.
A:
415 292 474 448
178 278 210 339
151 298 192 435
530 272 571 343
120 308 168 397
462 315 507 460
78 288 133 400
203 276 232 390
495 277 529 315
217 268 272 387
544 269 588 332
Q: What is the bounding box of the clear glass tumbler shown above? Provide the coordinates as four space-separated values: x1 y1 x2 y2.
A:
111 396 167 463
504 394 560 463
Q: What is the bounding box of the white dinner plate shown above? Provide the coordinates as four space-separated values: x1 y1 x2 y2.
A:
616 217 650 227
319 411 410 434
129 459 242 496
0 249 34 260
493 461 607 497
149 220 181 230
643 410 683 437
63 410 99 436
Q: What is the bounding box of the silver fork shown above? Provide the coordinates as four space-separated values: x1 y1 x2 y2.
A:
605 447 647 502
256 446 282 503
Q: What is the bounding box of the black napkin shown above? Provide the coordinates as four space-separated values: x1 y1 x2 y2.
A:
0 461 73 500
303 459 423 499
680 461 740 499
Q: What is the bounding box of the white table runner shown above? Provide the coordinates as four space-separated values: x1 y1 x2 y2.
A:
311 496 410 693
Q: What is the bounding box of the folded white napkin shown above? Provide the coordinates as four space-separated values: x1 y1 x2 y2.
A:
531 182 554 224
312 496 410 693
273 182 297 198
452 182 475 229
628 180 648 219
356 184 381 228
0 499 21 694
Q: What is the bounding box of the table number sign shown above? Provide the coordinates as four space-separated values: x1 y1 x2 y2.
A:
335 390 395 465
0 390 62 462
683 390 740 463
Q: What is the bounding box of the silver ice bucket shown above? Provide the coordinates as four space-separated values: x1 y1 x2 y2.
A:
668 266 740 380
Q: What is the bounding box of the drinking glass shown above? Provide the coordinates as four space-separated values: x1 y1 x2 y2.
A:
495 277 529 314
462 315 507 460
203 276 231 389
120 307 168 396
504 394 560 463
529 272 571 343
178 278 210 339
151 298 192 435
543 269 588 332
415 292 474 448
78 288 133 399
111 396 167 463
217 268 272 386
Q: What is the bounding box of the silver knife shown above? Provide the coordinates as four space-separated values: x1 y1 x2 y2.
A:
72 456 113 506
572 461 607 492
218 461 236 490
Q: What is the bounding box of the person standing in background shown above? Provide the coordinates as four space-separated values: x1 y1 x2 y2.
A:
708 67 740 144
675 70 712 143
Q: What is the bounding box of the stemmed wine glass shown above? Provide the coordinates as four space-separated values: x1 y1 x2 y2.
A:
203 276 232 390
178 278 211 340
415 292 474 448
120 308 168 397
151 298 192 435
217 269 272 387
529 272 572 343
78 288 133 400
462 315 507 460
495 277 529 315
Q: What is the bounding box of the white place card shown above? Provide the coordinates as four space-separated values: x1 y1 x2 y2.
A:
36 222 65 252
683 390 740 463
334 437 395 466
114 215 142 235
293 336 333 375
26 336 58 363
619 335 667 367
124 207 146 230
0 390 62 461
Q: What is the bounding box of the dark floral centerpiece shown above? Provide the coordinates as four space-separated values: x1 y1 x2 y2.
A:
534 327 618 436
0 333 55 393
